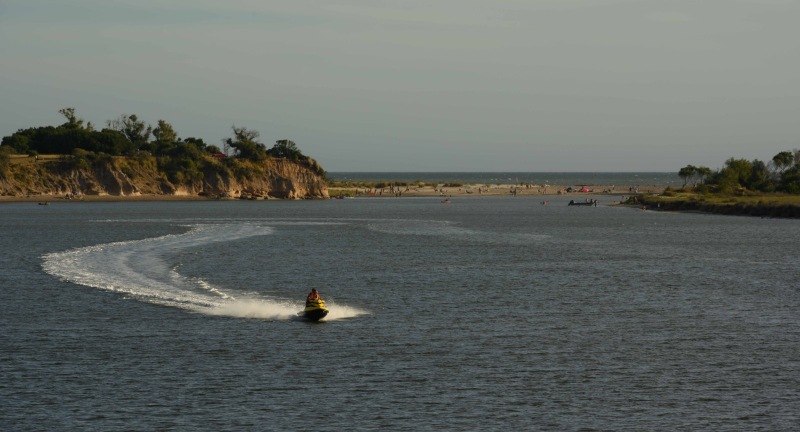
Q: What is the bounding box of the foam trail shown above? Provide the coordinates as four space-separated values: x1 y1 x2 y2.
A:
202 299 368 321
42 224 271 309
42 223 368 320
201 299 301 320
324 302 370 320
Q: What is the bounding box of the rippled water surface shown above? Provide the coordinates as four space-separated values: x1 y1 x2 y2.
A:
2 197 799 430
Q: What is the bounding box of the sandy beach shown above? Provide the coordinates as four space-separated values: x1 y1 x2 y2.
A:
329 183 665 199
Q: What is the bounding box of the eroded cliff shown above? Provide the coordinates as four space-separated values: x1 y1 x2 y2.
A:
0 155 329 199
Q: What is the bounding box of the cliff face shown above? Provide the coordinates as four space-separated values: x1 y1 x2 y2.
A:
196 158 329 199
0 156 329 199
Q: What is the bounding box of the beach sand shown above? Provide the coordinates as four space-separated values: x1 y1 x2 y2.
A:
329 184 665 199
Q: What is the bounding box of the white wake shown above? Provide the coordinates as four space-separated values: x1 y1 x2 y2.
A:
41 223 366 321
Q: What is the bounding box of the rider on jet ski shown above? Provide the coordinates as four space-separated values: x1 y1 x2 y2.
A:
306 288 320 306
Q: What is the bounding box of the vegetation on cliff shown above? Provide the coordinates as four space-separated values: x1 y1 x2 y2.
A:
0 108 327 199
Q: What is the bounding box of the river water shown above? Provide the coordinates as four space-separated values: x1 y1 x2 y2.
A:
2 196 798 430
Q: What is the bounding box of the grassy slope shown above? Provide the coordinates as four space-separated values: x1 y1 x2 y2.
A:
640 191 800 218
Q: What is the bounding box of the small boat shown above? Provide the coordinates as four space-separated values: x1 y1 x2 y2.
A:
568 199 597 207
299 298 329 321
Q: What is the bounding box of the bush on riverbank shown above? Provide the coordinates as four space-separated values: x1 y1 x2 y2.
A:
679 150 800 194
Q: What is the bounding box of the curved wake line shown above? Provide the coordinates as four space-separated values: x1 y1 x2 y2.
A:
366 219 551 244
41 223 368 321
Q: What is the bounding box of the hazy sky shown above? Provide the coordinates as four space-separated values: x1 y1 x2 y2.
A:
1 0 799 172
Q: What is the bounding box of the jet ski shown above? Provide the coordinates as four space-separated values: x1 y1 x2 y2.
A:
299 298 329 321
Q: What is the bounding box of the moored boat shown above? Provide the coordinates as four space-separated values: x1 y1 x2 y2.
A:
568 199 597 207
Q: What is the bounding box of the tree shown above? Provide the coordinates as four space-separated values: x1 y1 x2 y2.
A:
779 165 800 193
678 165 697 187
166 142 204 161
223 126 267 161
182 137 208 153
717 158 754 193
1 133 31 153
152 120 179 155
267 139 304 160
106 114 152 152
772 151 794 174
747 159 772 191
93 128 136 155
59 107 85 129
33 126 93 154
696 166 712 185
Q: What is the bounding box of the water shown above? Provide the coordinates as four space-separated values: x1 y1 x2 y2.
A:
2 197 799 430
328 171 681 187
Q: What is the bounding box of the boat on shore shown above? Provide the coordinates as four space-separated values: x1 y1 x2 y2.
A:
299 298 329 321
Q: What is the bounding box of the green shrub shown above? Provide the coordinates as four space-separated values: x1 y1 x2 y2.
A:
120 164 136 179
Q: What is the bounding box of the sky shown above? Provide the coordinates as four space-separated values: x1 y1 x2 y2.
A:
1 0 799 172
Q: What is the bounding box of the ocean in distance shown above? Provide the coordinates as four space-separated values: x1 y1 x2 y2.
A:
328 171 682 187
2 196 798 430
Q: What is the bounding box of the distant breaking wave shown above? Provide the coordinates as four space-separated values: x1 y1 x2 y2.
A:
41 223 366 320
328 171 681 187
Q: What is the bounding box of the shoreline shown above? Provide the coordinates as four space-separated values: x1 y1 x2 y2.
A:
328 183 664 198
0 184 665 203
0 194 214 203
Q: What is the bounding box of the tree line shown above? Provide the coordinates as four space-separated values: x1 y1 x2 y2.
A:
0 108 325 178
679 150 800 194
